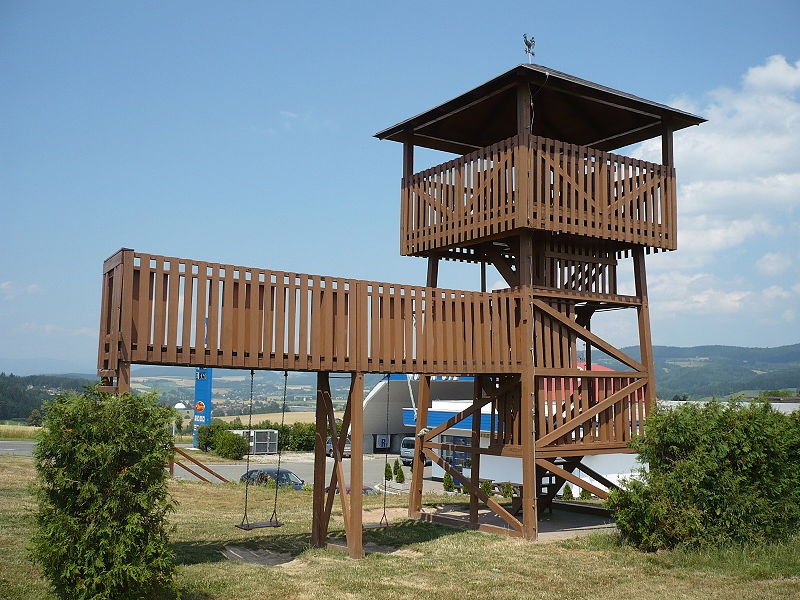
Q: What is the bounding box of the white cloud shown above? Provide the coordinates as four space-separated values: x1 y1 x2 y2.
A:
631 54 800 339
18 323 95 338
744 55 800 92
1 281 42 300
756 252 791 276
649 271 750 315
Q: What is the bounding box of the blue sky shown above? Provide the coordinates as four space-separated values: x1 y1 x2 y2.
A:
1 1 799 373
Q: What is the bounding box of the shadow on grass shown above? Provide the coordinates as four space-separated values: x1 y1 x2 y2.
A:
173 520 463 566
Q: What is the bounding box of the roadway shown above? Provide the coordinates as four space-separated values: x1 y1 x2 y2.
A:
0 440 428 488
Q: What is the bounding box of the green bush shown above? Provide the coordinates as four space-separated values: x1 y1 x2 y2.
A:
579 487 592 500
502 482 515 498
384 460 393 482
480 479 494 497
393 458 405 484
196 421 230 451
443 472 455 492
31 387 178 600
213 429 250 460
561 484 574 500
608 401 800 551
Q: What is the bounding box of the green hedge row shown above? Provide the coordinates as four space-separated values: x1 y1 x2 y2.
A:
197 419 318 455
609 401 800 551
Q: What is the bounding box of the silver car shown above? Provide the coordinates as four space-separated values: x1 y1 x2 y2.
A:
326 436 351 458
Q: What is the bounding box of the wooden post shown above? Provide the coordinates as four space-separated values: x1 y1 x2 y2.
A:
426 257 439 288
312 372 330 547
348 372 365 559
470 376 482 524
117 362 131 394
480 262 487 293
516 81 532 135
409 375 430 518
633 248 657 413
520 370 537 540
661 121 674 167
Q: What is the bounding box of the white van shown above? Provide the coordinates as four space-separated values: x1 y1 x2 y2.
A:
400 436 431 466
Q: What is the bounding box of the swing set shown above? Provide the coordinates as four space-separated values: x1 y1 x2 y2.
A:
235 371 393 534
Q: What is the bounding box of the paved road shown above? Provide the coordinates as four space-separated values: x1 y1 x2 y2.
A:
0 441 428 488
0 440 35 455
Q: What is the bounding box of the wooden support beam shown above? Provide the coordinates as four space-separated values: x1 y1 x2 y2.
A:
323 391 352 531
348 373 364 559
661 122 674 167
426 257 439 287
470 377 482 524
422 446 522 532
117 362 131 394
633 247 657 414
483 244 519 288
320 390 350 533
521 373 537 540
574 461 619 491
312 372 329 547
536 458 609 499
422 395 492 442
409 375 430 518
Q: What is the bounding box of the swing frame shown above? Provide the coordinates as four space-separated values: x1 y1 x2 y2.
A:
236 370 289 530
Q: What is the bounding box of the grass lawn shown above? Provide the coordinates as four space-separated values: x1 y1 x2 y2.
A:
1 455 798 600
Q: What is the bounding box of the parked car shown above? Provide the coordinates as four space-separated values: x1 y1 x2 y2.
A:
240 467 304 490
324 484 381 496
400 436 431 466
326 436 352 458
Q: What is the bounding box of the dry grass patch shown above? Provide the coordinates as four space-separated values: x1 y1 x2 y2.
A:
1 455 798 600
0 424 40 440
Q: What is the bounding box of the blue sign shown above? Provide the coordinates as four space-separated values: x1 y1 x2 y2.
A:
192 368 213 448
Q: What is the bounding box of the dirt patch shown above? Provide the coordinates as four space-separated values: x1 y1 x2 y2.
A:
362 506 409 523
221 544 295 566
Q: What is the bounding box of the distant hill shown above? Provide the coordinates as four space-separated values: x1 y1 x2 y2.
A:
6 343 798 408
0 373 95 421
594 343 800 399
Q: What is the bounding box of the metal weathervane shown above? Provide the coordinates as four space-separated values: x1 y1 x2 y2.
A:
523 34 535 63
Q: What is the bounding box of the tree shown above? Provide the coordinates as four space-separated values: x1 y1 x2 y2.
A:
442 472 455 492
393 458 405 484
173 415 183 434
31 387 178 599
27 408 43 427
384 460 394 482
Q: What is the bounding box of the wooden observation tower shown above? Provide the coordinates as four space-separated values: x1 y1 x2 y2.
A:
97 63 704 555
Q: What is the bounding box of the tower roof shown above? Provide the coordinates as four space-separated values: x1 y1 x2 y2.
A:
375 64 705 154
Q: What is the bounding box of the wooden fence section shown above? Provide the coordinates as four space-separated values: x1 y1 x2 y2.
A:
98 250 525 377
530 298 649 455
401 133 676 255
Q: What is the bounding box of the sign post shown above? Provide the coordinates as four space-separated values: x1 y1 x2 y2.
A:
192 368 213 448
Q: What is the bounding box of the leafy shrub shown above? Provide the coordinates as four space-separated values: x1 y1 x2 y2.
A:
608 401 800 551
384 461 393 482
443 472 455 492
502 482 515 498
196 421 230 451
31 387 178 600
393 458 405 484
480 479 494 497
213 429 249 460
579 487 592 500
561 484 574 500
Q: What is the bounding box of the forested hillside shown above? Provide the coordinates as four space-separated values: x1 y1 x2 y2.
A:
0 373 95 421
594 343 800 399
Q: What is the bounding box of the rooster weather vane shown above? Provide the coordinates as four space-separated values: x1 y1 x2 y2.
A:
523 34 535 64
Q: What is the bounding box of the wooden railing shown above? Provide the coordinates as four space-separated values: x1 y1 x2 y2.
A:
98 250 525 377
401 133 676 254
